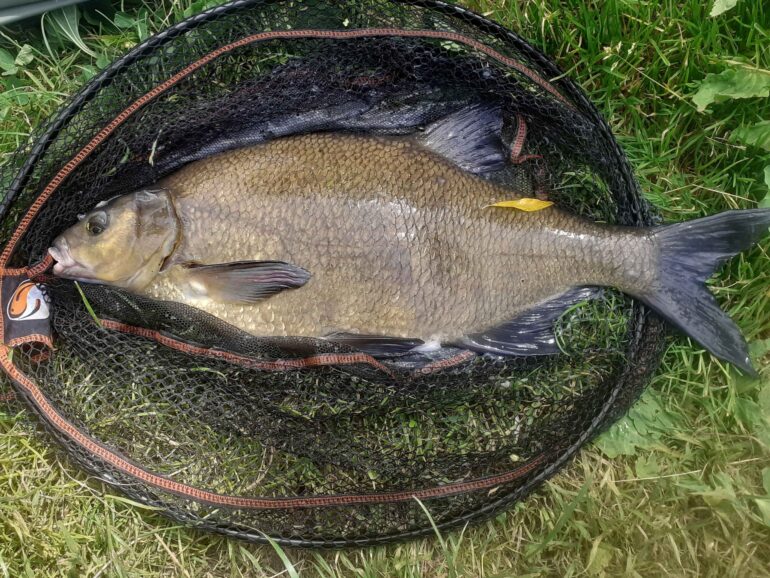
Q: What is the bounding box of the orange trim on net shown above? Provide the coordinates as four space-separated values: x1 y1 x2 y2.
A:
7 334 54 349
509 114 542 165
414 349 476 375
510 114 528 160
101 318 476 378
2 253 55 278
99 318 396 377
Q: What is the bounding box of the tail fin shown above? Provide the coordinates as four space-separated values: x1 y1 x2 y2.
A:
641 209 770 376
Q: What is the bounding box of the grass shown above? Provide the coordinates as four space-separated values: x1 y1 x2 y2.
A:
1 0 770 576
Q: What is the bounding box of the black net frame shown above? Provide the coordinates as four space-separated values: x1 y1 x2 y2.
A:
0 0 667 546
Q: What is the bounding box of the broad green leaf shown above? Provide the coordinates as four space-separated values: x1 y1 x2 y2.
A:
750 338 770 359
732 121 770 152
677 478 710 494
594 392 673 458
47 6 97 57
734 397 769 436
692 67 770 112
690 472 737 507
755 498 770 527
96 53 111 69
0 47 17 75
759 380 770 419
114 11 149 41
634 454 660 478
114 12 136 29
710 0 741 17
14 45 34 67
82 8 104 27
755 379 770 448
586 541 613 576
78 64 97 81
593 421 643 457
136 10 149 41
629 392 675 433
184 0 222 17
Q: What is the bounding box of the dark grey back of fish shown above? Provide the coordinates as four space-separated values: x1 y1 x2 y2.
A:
146 38 593 185
152 40 487 175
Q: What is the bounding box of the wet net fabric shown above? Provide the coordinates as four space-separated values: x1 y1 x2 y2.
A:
0 0 666 546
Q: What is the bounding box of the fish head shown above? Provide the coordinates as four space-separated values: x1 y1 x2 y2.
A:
48 189 179 291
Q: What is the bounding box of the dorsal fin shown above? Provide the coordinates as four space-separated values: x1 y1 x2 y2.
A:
417 103 506 174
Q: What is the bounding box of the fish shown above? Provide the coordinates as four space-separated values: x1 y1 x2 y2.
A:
47 105 770 375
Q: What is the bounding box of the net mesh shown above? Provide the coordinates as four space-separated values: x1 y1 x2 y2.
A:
0 0 666 546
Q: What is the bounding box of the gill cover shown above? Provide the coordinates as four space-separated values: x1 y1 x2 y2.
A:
50 189 179 291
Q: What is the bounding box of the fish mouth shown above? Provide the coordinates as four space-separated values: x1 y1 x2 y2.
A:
48 238 97 282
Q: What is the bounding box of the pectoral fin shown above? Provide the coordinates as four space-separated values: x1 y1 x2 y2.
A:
179 261 310 304
456 286 600 356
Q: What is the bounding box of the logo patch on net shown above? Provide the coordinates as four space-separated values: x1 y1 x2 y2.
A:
7 280 49 321
2 276 51 345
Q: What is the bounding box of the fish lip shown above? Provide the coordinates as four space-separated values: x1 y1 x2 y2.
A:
48 238 97 282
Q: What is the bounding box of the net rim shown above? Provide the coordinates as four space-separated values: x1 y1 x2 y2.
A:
0 0 666 547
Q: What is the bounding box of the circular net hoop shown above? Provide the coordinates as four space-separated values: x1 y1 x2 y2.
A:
0 0 667 546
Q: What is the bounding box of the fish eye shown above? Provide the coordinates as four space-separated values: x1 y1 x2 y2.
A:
86 213 108 236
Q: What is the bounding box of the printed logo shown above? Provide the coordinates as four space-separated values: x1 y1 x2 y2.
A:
7 280 49 321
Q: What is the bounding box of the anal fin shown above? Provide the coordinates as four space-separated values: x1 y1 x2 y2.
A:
324 332 424 357
456 286 600 356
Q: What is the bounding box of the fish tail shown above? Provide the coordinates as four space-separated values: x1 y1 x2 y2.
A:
639 208 770 376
